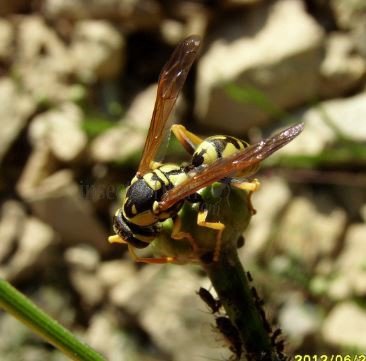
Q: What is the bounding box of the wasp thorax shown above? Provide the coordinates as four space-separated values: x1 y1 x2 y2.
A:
192 136 247 168
122 165 189 227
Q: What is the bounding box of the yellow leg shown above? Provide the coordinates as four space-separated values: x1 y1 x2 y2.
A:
171 124 203 155
231 178 260 215
108 234 127 244
197 209 225 262
109 234 176 264
171 217 200 255
128 245 177 264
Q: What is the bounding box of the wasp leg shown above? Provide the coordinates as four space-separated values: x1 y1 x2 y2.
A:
171 216 200 255
108 234 177 263
128 245 177 264
108 234 127 244
197 208 225 262
171 124 203 155
231 178 260 215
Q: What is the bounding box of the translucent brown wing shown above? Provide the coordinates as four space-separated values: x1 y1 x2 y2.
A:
137 35 201 175
159 123 304 211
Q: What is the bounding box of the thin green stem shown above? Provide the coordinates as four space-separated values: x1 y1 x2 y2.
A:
202 246 284 361
0 279 106 361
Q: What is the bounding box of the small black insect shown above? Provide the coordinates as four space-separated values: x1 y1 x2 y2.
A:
197 287 222 314
215 316 242 360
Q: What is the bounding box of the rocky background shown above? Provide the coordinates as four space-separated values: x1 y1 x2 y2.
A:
0 0 366 360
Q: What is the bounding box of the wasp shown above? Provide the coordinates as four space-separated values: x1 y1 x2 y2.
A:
108 35 304 263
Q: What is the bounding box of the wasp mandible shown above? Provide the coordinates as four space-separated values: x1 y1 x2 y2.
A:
108 35 304 263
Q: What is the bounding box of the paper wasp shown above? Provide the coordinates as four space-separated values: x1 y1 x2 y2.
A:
108 35 304 263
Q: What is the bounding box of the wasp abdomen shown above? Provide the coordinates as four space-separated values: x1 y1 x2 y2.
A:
192 136 247 168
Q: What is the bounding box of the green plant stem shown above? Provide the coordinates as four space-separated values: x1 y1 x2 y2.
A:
202 246 282 361
0 279 106 361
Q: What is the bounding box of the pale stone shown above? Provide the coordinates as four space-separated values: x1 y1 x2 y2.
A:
0 201 26 263
195 0 324 132
279 294 321 341
330 0 366 30
111 265 225 361
0 78 36 163
69 269 104 307
64 245 100 271
281 92 366 156
15 16 81 103
17 146 108 252
71 20 124 81
90 84 157 162
0 19 14 60
43 0 162 30
29 103 87 162
320 33 366 97
0 217 57 282
274 196 346 265
97 260 136 290
328 224 366 299
242 177 291 261
322 302 366 349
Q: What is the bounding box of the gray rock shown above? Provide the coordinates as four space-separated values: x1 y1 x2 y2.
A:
29 103 87 162
15 16 82 104
320 33 366 97
273 195 346 266
353 19 366 58
97 260 136 290
111 265 226 361
71 20 124 81
241 177 291 261
0 78 36 163
322 302 366 349
327 224 366 299
43 0 162 30
330 0 366 30
90 84 157 163
280 92 366 157
279 294 321 342
0 217 57 282
65 247 105 308
0 19 14 61
64 245 100 271
17 146 108 252
0 201 26 263
195 0 324 132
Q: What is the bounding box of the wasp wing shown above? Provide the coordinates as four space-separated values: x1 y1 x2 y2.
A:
159 123 304 211
137 35 201 175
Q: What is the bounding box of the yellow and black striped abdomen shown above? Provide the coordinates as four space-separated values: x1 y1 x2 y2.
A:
192 135 259 176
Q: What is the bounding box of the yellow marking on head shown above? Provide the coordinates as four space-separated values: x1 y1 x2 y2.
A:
132 205 137 215
130 176 139 185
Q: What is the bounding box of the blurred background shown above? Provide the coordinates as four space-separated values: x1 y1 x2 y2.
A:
0 0 366 360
